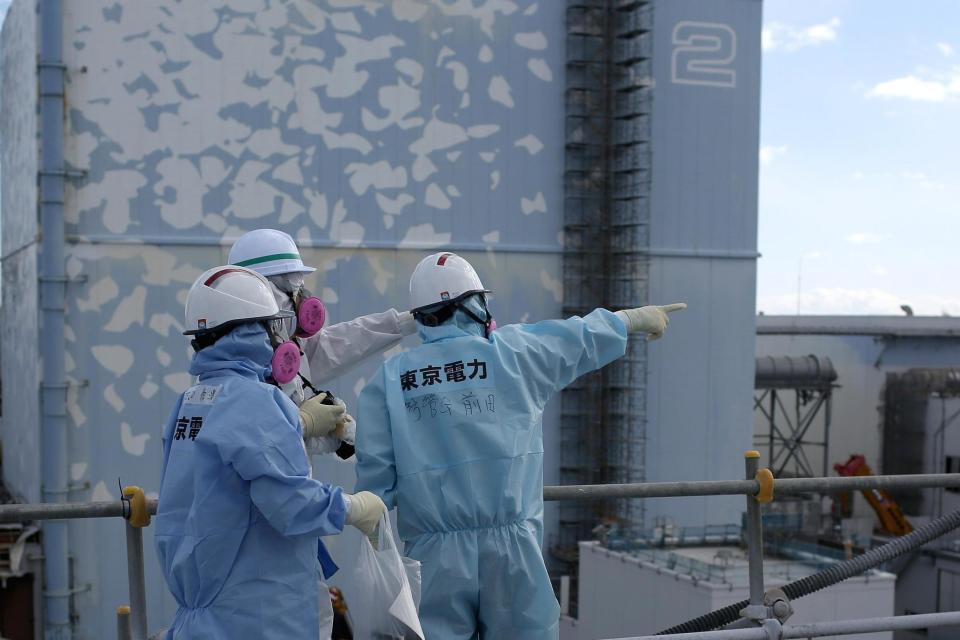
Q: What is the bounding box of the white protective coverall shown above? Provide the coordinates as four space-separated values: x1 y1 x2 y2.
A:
268 279 416 638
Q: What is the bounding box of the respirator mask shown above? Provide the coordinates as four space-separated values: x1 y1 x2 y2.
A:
273 273 327 339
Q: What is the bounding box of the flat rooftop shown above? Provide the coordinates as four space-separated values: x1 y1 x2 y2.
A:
757 315 960 338
593 543 895 588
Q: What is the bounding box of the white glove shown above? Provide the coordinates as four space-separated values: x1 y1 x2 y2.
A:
398 310 417 336
615 303 687 340
344 491 387 536
333 413 356 445
299 393 346 439
329 396 356 444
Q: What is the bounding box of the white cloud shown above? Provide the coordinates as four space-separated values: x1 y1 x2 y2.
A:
759 145 788 166
846 232 883 245
938 42 955 57
867 75 950 102
872 266 888 276
763 17 840 53
900 170 946 190
866 64 960 103
759 287 960 316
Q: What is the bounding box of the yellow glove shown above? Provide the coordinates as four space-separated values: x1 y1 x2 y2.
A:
299 393 346 439
615 303 687 340
344 491 387 536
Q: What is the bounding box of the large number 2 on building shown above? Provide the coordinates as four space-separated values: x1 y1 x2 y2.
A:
671 21 737 89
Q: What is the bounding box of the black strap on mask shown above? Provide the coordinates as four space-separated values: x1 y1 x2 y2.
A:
413 293 491 331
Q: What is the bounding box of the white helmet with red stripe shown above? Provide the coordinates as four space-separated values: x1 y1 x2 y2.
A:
409 252 488 312
184 265 293 335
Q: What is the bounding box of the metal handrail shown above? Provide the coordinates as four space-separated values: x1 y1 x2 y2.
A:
3 472 959 524
544 473 960 501
3 469 960 639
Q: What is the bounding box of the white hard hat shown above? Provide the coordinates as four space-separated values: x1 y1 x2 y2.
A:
228 229 315 277
184 265 294 335
409 252 488 312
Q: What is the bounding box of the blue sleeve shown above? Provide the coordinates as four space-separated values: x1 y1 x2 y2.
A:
496 308 628 409
354 366 398 509
216 389 347 538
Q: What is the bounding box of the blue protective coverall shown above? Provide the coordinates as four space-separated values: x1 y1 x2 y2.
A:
155 323 348 639
355 305 628 639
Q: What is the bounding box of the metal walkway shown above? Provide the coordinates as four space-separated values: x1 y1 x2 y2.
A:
2 454 960 639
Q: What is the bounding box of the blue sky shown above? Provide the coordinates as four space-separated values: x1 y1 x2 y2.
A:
0 1 954 315
759 0 959 315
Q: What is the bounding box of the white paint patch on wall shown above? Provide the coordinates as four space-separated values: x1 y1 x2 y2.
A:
400 223 452 248
540 269 563 303
92 345 135 376
71 462 88 482
521 192 547 215
164 372 194 394
140 377 159 400
77 276 119 313
105 286 147 332
425 183 452 210
515 31 548 50
105 384 126 413
528 58 554 82
488 75 514 108
514 134 544 155
121 422 151 457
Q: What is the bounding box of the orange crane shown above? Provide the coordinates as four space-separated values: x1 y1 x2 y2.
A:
834 454 914 536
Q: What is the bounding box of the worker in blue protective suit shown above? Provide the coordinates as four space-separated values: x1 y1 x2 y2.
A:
155 265 387 640
355 252 686 639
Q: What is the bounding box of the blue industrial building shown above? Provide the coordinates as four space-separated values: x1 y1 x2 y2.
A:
0 1 761 637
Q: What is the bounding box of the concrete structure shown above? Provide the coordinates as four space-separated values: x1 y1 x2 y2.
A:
895 545 960 640
0 0 761 636
2 1 571 636
562 542 896 640
558 0 762 552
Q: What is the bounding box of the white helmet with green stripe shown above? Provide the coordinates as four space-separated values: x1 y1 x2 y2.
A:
228 229 315 277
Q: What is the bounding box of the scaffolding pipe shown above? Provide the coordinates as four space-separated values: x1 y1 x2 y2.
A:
623 612 960 639
0 500 158 523
743 454 764 609
546 480 756 501
38 0 70 636
116 607 132 640
3 473 960 523
543 473 960 501
124 524 148 640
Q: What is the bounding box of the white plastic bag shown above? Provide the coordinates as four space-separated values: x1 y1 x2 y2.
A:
318 578 335 639
347 514 424 640
402 556 421 610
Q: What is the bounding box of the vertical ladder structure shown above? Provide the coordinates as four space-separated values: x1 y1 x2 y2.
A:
558 0 653 564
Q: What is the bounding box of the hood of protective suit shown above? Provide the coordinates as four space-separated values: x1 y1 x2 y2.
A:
189 323 274 382
417 295 488 343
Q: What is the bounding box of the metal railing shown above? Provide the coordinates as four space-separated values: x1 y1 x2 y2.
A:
1 457 960 640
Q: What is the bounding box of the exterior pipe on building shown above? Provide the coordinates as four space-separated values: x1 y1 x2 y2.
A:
38 0 71 637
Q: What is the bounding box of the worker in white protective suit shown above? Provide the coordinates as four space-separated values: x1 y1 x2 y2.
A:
356 252 686 639
227 229 416 638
